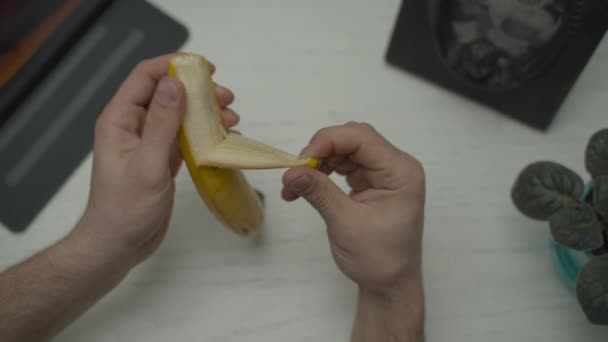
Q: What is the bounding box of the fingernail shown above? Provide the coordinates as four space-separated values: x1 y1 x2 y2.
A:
288 175 312 195
156 78 179 107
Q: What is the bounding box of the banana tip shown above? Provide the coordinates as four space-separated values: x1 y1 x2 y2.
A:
303 158 322 169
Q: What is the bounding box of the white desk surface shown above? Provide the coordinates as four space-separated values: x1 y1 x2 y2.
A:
2 0 608 340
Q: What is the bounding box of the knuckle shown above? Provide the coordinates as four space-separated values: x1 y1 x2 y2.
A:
312 192 331 214
94 115 111 137
405 156 426 188
350 122 379 138
130 161 165 189
410 157 425 178
134 59 154 73
344 121 374 131
140 172 164 189
146 109 166 127
357 122 375 132
304 177 330 210
148 106 177 130
310 126 332 144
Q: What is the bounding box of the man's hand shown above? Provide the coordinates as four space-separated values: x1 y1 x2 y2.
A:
0 54 241 342
282 122 425 341
74 54 240 268
282 122 425 295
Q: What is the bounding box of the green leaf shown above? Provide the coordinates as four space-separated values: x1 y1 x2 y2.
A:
586 129 608 178
593 176 608 220
576 255 608 325
511 162 584 220
549 203 604 251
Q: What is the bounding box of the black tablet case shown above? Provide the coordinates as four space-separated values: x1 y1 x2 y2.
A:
0 0 189 232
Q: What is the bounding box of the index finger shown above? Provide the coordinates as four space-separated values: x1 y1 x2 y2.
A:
109 53 216 108
301 122 401 171
301 122 422 192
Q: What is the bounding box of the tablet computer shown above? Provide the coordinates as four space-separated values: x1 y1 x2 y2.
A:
0 0 113 126
0 0 188 232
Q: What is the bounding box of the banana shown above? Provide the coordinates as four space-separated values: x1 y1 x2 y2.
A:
169 53 319 236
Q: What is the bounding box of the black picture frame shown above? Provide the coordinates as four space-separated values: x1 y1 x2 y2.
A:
385 0 608 130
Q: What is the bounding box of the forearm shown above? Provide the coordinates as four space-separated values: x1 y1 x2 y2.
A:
0 223 131 342
351 278 425 342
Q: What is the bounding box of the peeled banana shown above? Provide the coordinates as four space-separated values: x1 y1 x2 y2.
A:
169 53 319 236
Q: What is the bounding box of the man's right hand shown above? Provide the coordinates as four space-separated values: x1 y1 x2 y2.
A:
282 122 425 341
282 122 425 295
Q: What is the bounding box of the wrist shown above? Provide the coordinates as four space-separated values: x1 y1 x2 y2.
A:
358 275 424 320
77 209 142 266
354 273 425 342
361 262 423 300
48 217 135 287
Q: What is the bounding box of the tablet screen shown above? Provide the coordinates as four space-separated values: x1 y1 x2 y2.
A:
0 1 80 90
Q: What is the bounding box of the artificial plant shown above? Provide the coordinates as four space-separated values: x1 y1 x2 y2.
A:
511 128 608 325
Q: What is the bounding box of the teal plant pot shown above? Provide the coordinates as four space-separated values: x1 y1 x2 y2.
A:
548 182 594 290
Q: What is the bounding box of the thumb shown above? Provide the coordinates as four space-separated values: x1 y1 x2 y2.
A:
282 167 351 224
139 76 185 171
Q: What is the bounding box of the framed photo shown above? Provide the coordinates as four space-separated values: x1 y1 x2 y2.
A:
386 0 608 130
